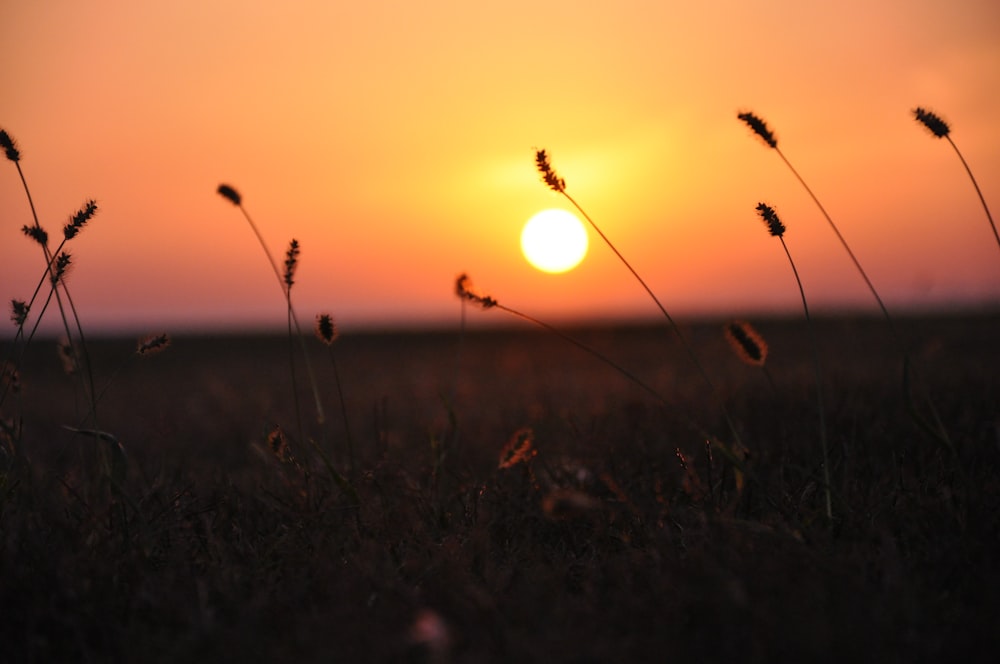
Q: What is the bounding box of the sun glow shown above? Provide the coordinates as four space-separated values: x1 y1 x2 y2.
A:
520 209 589 274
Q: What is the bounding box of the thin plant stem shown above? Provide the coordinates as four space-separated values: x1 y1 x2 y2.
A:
945 135 1000 255
773 148 901 346
223 195 325 428
780 236 831 521
535 152 743 449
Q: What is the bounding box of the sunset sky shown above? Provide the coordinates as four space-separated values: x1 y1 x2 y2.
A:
2 1 999 334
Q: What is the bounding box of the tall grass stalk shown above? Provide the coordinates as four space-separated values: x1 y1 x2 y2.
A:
738 112 954 454
737 113 899 341
533 150 744 448
913 107 999 256
315 314 355 476
755 203 831 520
216 185 325 443
1 130 103 465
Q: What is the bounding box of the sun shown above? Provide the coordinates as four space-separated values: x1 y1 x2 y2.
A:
520 209 589 273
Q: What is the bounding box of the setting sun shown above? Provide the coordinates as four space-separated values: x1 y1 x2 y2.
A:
520 209 589 274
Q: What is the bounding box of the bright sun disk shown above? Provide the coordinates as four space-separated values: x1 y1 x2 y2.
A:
520 209 589 273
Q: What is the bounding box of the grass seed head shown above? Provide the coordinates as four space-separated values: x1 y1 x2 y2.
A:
756 202 786 237
217 183 242 206
738 111 778 148
64 200 98 240
283 239 300 290
0 129 20 162
913 107 950 138
315 313 339 346
21 224 48 247
535 148 566 193
51 252 73 285
455 273 497 309
725 320 768 367
137 333 171 357
10 300 29 327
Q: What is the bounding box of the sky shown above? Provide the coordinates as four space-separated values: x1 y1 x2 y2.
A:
2 0 999 335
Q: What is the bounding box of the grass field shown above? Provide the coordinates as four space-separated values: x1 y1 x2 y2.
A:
2 313 999 662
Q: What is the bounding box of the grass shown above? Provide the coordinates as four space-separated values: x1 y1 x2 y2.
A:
1 319 998 662
1 110 999 661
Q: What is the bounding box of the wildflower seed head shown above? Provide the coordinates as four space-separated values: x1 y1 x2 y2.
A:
64 200 98 240
315 313 338 346
217 183 242 205
913 107 950 139
0 129 20 162
21 225 48 247
535 149 566 193
455 273 497 309
725 320 768 367
755 202 786 237
137 333 171 357
283 239 300 290
10 300 29 327
738 111 778 148
498 427 537 469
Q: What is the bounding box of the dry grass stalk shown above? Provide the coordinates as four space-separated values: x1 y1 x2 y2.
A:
754 202 831 520
738 112 897 340
315 313 355 475
913 107 999 256
215 184 326 436
1 129 100 427
532 149 745 450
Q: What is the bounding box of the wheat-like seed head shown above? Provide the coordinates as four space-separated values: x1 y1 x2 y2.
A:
455 273 497 309
283 239 300 290
64 200 99 240
217 183 242 206
10 300 29 327
51 252 73 285
315 313 338 345
755 203 786 237
0 130 19 163
725 320 768 367
738 112 778 148
913 107 950 139
535 149 566 193
137 333 171 357
21 224 48 247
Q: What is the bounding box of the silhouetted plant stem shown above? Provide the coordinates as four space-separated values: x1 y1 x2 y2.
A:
913 107 999 256
774 148 900 344
756 202 832 520
534 150 744 450
1 129 99 436
217 186 325 434
315 314 355 476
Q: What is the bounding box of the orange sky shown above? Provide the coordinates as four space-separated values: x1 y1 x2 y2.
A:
2 1 999 334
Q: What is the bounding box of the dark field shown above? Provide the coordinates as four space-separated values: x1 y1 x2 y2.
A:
2 313 999 662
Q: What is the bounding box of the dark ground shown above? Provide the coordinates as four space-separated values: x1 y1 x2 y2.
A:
2 313 999 662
